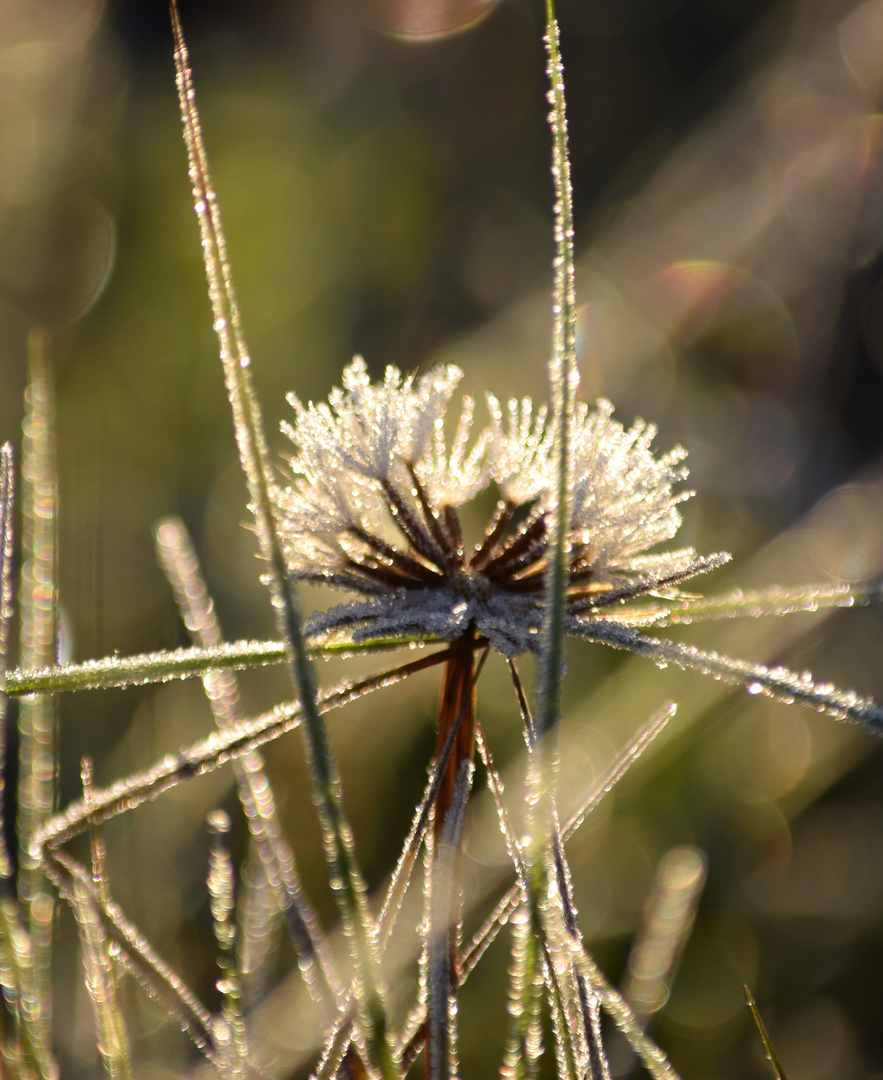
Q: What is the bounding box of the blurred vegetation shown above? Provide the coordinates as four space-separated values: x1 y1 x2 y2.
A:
4 0 883 1077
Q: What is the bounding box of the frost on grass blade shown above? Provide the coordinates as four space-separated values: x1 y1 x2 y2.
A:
43 849 216 1064
65 875 132 1080
572 620 883 734
4 639 289 695
206 811 250 1080
0 442 16 883
0 441 56 1080
2 634 431 696
18 332 58 1066
171 10 394 1064
652 581 883 627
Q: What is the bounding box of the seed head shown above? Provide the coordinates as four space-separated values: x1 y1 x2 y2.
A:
274 358 728 657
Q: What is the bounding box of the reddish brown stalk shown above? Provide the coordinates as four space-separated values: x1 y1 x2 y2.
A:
427 623 478 1079
433 624 477 852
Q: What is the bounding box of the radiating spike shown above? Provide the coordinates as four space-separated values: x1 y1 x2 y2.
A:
573 619 883 734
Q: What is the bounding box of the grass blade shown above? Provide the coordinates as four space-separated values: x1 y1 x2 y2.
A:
744 986 789 1080
573 620 883 732
535 0 579 746
0 444 55 1080
207 811 250 1080
65 877 132 1080
0 444 15 884
508 1 580 1069
170 5 395 1069
656 582 883 626
2 635 436 696
17 330 58 1064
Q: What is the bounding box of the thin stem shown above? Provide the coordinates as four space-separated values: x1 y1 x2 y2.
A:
658 581 883 626
2 634 442 696
170 6 394 1070
507 4 579 1071
744 986 789 1080
427 760 473 1080
18 331 58 1063
535 0 578 746
0 445 17 883
426 626 478 1080
0 444 55 1080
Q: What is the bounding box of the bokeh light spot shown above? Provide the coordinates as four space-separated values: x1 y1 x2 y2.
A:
350 0 501 42
807 485 883 582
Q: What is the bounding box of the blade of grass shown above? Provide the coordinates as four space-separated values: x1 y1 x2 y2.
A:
66 876 132 1080
2 634 440 696
623 846 706 1022
0 444 54 1080
572 619 883 732
17 330 58 1065
206 811 249 1080
64 800 132 1080
744 986 789 1080
170 4 396 1069
535 0 578 748
43 850 216 1062
508 0 579 1069
81 759 132 1080
656 582 883 626
0 445 16 883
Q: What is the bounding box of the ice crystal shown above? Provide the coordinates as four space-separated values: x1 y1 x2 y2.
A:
275 358 726 659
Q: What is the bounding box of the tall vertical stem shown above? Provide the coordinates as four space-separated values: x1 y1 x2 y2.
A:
427 625 476 1079
433 626 477 853
18 329 58 1064
170 6 394 1072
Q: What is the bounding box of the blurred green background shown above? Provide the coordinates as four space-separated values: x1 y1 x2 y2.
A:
4 0 883 1077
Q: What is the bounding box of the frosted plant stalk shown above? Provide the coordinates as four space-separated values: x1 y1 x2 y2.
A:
18 333 58 1067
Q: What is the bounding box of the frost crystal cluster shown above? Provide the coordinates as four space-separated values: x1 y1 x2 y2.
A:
274 357 728 655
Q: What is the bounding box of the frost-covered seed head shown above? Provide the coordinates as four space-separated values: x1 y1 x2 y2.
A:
274 358 728 657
